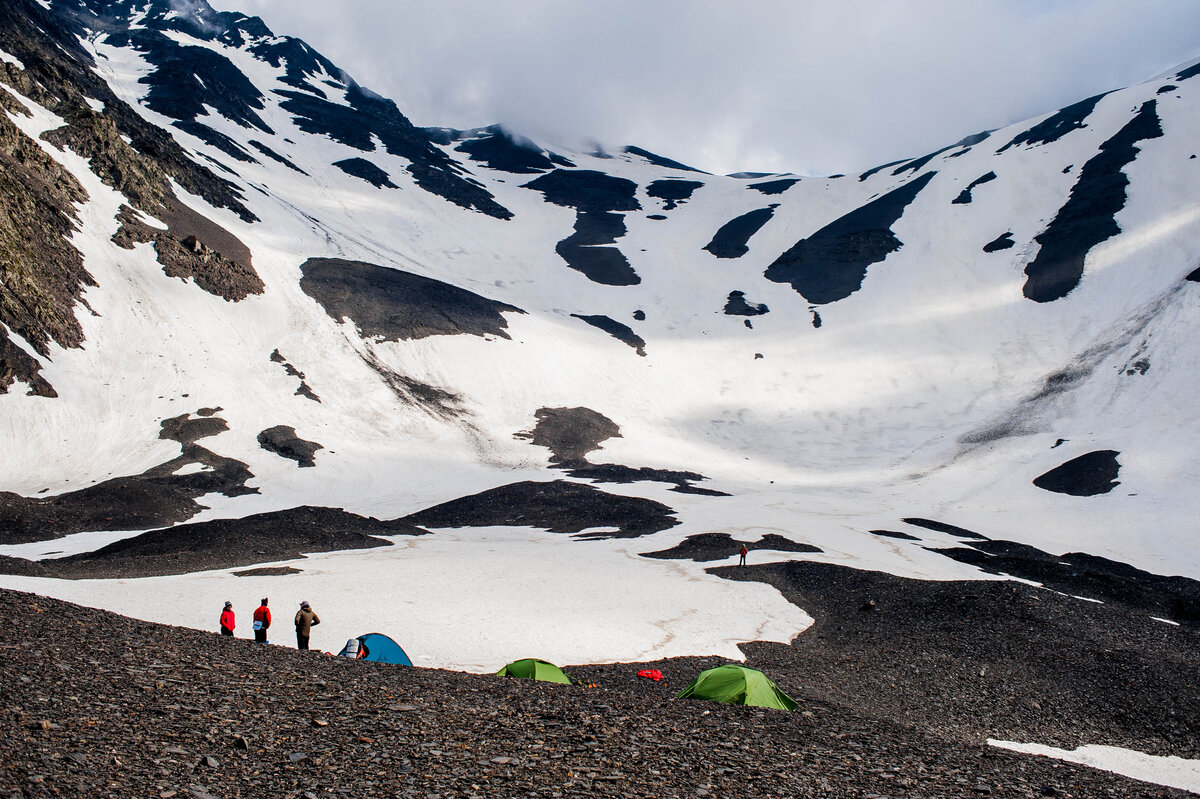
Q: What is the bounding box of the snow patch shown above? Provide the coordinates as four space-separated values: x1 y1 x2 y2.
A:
0 525 813 671
988 740 1200 794
0 48 25 71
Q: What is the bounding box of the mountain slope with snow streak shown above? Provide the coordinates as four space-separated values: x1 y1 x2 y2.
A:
0 0 1199 675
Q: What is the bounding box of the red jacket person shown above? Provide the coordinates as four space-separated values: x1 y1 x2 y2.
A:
252 598 271 644
219 601 235 636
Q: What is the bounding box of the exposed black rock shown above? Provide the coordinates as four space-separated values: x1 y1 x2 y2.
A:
300 257 524 341
622 145 707 174
523 170 641 284
891 145 955 177
929 536 1200 626
159 411 228 445
561 464 730 497
171 119 259 163
858 158 907 181
1187 265 1200 282
1124 357 1150 376
515 407 726 494
0 101 93 364
555 212 640 285
107 26 273 134
749 178 799 195
983 231 1016 252
642 532 820 562
646 179 704 210
451 126 558 174
901 517 988 540
870 529 920 541
1157 84 1178 94
952 171 997 204
1023 101 1162 302
0 442 257 544
112 204 263 301
765 172 936 304
522 169 640 213
632 309 646 321
257 425 323 467
273 84 512 219
0 506 424 579
645 214 667 221
703 206 776 259
723 290 769 316
403 480 680 539
0 328 56 397
248 139 307 173
514 407 621 466
811 309 822 328
997 92 1108 152
723 560 1200 761
0 0 256 223
1176 61 1200 81
332 156 397 188
1033 449 1121 496
233 565 302 576
270 349 320 401
571 314 646 356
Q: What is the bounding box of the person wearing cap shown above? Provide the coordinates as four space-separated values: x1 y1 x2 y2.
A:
252 598 271 644
294 601 320 650
219 601 235 637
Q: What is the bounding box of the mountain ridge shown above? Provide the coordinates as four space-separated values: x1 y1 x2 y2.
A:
0 0 1198 676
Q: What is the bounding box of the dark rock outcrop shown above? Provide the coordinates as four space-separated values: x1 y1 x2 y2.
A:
403 480 680 539
257 425 323 467
300 257 524 342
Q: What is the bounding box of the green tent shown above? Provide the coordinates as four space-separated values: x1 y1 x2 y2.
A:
676 665 796 711
495 658 571 685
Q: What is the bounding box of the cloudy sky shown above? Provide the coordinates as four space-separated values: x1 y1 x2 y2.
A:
209 0 1200 176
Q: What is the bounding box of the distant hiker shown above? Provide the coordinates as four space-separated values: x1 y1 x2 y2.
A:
294 601 320 650
219 601 235 636
252 598 271 644
739 544 748 567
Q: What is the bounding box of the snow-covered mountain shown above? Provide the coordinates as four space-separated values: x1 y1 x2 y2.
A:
1 0 1198 669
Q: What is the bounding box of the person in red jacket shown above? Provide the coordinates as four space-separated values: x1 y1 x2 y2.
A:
252 597 271 644
219 601 235 636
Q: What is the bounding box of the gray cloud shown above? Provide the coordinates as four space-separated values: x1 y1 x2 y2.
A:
212 0 1200 175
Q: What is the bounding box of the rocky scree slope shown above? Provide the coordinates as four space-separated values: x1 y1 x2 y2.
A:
1 587 1193 799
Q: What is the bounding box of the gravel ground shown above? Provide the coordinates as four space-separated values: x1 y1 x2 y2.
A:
2 586 1194 799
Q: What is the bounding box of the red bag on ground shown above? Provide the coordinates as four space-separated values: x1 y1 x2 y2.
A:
637 669 664 681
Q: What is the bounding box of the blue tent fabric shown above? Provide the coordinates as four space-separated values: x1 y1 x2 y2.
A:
357 633 412 666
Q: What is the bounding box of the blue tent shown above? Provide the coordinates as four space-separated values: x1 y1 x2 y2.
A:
356 633 412 665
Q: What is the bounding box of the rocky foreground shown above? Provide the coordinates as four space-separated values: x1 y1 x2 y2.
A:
2 585 1195 799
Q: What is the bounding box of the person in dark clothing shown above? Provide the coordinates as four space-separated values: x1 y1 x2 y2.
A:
739 544 748 567
294 601 320 650
252 598 271 644
219 601 235 636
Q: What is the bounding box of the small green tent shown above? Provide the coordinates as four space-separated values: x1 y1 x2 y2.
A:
495 658 571 685
676 665 796 711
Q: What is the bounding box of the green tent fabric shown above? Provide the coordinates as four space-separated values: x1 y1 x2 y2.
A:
676 665 796 711
495 658 571 685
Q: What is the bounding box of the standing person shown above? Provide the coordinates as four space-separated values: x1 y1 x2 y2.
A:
252 598 271 644
219 601 235 636
739 544 748 567
294 601 320 650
